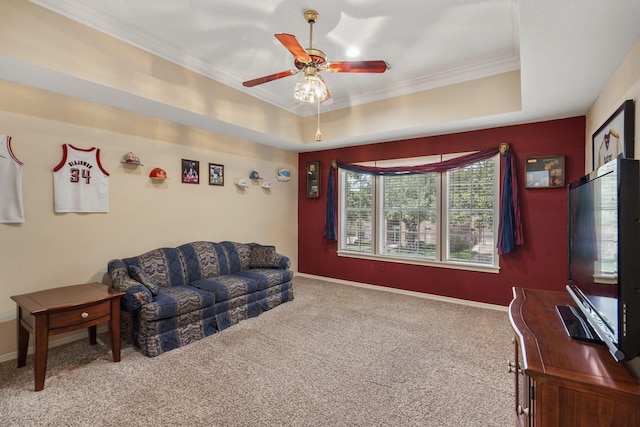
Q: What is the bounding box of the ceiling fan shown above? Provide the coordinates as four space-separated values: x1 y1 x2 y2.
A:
242 10 390 103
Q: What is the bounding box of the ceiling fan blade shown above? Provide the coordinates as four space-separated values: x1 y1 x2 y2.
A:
326 60 389 73
275 33 311 63
242 70 298 87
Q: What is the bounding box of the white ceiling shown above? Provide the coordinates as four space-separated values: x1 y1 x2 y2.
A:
16 0 640 152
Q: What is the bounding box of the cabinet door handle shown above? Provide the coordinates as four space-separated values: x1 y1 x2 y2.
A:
81 312 89 319
517 405 530 416
508 360 524 374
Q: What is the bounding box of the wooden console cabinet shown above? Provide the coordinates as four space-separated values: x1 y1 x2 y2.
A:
508 287 640 426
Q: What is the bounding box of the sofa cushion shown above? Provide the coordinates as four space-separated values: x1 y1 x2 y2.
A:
128 265 160 295
235 269 295 290
124 247 187 288
177 241 220 283
189 274 259 303
177 241 251 282
249 245 279 268
220 241 249 274
108 258 153 311
139 285 215 322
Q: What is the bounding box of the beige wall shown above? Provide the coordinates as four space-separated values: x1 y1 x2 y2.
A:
0 81 298 360
0 0 302 145
301 70 522 143
0 0 300 361
586 38 640 171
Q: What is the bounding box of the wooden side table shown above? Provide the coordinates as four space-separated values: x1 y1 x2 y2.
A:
11 282 125 391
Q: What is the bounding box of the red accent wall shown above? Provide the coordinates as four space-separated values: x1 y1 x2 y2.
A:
298 117 586 306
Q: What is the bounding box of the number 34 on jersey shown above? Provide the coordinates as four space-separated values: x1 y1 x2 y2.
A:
53 144 109 213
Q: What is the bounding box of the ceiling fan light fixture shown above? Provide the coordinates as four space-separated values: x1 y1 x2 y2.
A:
293 74 328 103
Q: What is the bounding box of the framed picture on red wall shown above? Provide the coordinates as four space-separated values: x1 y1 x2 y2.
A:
525 155 565 188
592 99 635 171
306 161 320 198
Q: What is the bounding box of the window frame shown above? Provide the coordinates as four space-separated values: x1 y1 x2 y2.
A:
337 153 500 273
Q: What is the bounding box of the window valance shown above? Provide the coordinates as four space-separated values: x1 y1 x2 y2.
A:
336 147 499 176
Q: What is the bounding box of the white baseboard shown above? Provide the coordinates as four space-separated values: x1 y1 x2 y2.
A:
0 324 109 364
294 273 508 312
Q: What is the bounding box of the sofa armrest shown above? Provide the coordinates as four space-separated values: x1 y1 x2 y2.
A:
275 253 291 270
248 244 291 270
107 259 153 311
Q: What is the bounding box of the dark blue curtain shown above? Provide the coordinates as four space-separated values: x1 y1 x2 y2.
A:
324 166 337 240
497 149 523 254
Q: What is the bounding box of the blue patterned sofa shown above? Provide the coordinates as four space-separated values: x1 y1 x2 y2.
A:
107 241 294 357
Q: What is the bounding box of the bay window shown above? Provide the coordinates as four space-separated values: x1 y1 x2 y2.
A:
338 153 500 271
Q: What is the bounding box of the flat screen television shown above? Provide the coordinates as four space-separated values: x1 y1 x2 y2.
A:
559 157 640 362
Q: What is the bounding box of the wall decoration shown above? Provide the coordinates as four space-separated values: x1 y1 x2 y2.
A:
121 152 143 166
149 167 168 180
306 161 320 198
525 155 565 189
276 168 291 181
181 159 199 184
234 178 249 188
53 144 109 212
249 170 263 180
209 163 224 186
592 99 635 171
0 134 25 223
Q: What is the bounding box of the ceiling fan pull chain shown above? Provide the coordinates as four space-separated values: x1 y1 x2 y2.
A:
315 100 322 141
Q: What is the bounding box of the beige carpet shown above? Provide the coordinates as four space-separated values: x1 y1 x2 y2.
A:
0 277 514 426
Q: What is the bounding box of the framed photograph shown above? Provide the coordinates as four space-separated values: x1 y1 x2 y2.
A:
181 159 199 184
592 99 635 171
209 163 224 186
525 155 565 189
306 161 321 198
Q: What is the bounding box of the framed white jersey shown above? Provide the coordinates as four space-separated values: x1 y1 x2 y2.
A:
597 131 622 168
592 100 635 171
0 134 25 223
53 144 109 213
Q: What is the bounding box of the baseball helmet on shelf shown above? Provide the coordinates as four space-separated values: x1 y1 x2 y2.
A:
149 167 168 179
122 152 143 165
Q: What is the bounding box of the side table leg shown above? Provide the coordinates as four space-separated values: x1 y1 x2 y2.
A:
16 306 29 368
109 298 122 362
88 325 97 345
34 315 49 391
